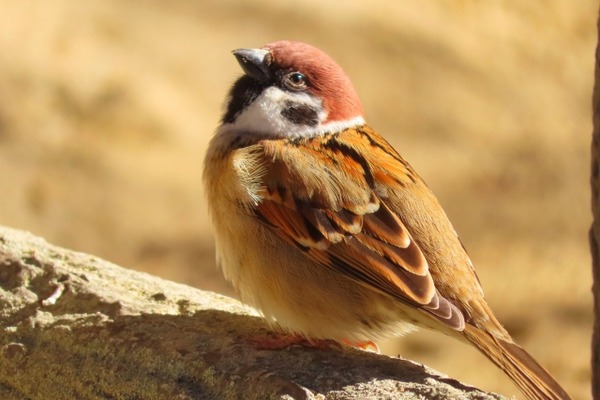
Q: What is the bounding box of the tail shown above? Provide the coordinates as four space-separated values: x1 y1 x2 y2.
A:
463 325 571 400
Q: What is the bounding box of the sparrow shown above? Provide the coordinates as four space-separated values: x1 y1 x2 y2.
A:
203 40 571 400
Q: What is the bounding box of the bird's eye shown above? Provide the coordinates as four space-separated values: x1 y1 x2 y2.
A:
285 72 307 90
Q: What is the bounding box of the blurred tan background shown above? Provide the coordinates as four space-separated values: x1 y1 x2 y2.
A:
0 0 595 398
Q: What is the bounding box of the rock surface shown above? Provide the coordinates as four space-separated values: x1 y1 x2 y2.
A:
0 226 505 400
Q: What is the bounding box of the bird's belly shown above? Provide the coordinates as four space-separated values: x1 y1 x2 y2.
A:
214 212 421 341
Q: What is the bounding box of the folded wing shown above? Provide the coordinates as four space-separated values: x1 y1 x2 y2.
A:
233 128 465 331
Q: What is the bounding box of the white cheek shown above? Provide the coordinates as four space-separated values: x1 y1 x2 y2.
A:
218 86 366 141
230 86 325 138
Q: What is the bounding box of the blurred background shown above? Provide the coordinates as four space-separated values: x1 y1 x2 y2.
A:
0 0 595 398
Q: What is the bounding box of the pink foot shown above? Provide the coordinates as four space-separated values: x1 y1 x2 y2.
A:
248 332 342 351
341 339 380 353
247 332 380 353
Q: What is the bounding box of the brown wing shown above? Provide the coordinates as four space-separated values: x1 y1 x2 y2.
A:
233 127 465 331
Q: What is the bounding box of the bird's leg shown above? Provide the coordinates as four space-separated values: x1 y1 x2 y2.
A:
341 339 380 353
248 332 379 353
247 332 343 351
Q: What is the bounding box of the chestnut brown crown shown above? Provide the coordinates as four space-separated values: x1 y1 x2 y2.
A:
263 41 364 123
223 41 364 133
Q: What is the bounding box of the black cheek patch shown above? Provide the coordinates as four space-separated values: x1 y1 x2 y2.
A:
281 102 319 126
222 75 266 124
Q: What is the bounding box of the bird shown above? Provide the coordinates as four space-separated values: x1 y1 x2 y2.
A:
203 40 571 400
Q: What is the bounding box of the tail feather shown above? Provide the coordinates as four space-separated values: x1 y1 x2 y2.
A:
463 325 571 400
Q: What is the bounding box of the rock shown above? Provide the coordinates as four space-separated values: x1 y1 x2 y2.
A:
0 226 505 400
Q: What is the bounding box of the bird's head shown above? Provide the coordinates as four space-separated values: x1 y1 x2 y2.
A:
221 41 365 139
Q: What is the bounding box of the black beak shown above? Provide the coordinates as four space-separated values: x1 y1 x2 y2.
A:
232 48 271 82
